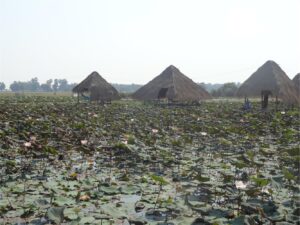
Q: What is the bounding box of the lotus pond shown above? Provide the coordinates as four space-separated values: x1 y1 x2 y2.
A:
0 95 299 225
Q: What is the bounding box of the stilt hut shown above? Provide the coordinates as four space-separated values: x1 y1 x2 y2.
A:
132 65 211 102
72 71 120 102
236 61 299 105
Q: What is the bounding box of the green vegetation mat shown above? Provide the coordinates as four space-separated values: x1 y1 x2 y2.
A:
0 96 299 225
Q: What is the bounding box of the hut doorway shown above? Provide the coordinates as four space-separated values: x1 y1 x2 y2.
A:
157 88 169 100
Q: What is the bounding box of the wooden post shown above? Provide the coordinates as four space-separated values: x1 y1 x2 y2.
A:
261 92 263 109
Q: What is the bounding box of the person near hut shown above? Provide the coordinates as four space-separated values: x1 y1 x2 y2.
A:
243 97 252 110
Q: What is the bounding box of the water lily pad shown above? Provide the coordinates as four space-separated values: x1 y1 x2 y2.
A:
100 185 120 195
35 198 50 209
54 196 75 206
64 207 80 220
79 216 96 224
47 207 65 224
120 185 141 194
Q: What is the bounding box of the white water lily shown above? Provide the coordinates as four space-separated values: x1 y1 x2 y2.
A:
235 180 247 189
200 132 207 136
81 140 88 145
152 129 158 133
281 111 286 115
30 136 36 141
24 142 31 147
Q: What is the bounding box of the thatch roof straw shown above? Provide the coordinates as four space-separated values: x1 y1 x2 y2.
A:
236 60 299 104
293 73 300 97
72 71 120 101
133 65 211 101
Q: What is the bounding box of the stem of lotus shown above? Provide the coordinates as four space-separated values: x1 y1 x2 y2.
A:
154 183 162 209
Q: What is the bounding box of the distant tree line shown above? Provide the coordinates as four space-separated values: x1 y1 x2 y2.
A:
8 78 77 92
199 82 223 92
112 83 240 96
111 83 142 93
0 82 5 91
0 78 240 97
1 78 141 93
200 82 240 97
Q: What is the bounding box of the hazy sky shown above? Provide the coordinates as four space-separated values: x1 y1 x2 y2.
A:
1 0 299 86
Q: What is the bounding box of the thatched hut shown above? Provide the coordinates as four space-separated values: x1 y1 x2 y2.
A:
132 65 211 102
236 60 299 104
73 71 120 102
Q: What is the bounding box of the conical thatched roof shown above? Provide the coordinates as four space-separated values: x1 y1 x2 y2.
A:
236 60 299 104
73 71 120 101
133 65 211 101
293 73 300 97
